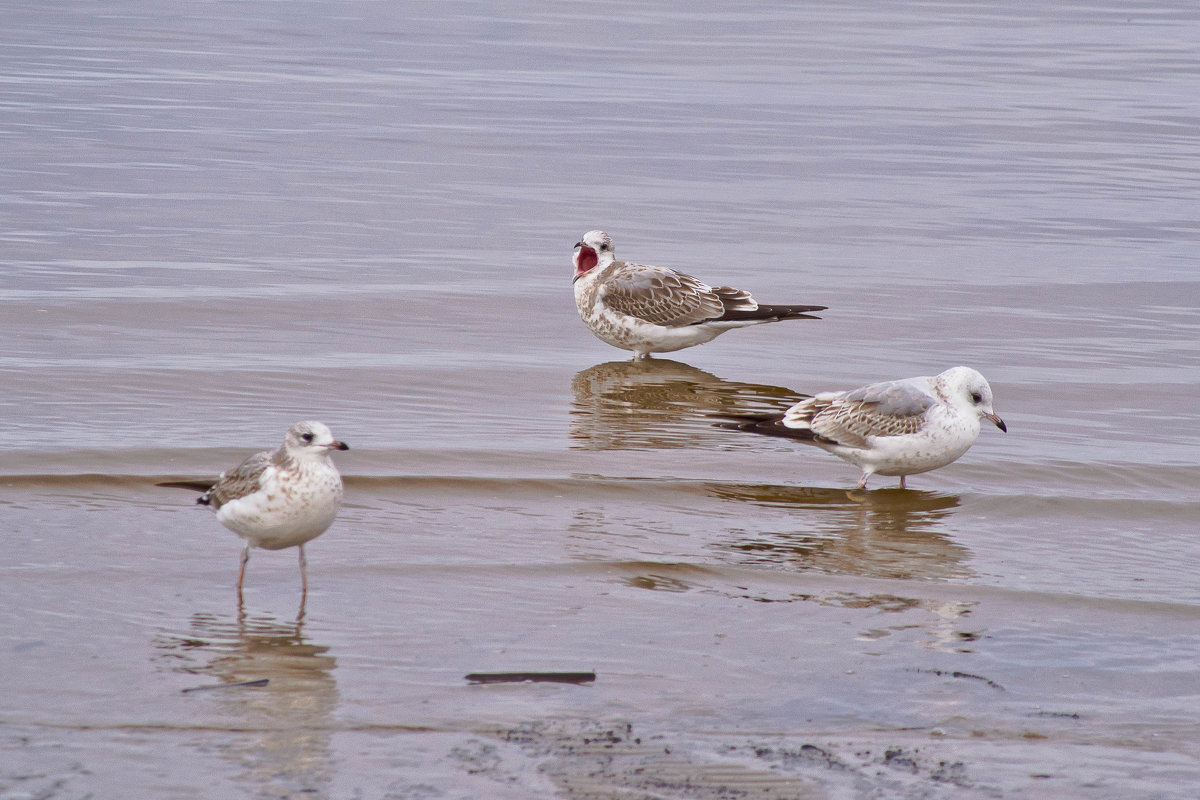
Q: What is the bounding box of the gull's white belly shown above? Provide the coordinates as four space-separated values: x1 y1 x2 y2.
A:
826 417 981 477
575 284 724 354
216 468 343 550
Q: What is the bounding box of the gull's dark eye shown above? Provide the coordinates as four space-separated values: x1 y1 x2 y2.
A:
970 391 983 404
301 432 315 443
599 243 609 251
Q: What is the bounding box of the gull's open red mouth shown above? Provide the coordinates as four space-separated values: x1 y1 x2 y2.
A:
573 245 598 281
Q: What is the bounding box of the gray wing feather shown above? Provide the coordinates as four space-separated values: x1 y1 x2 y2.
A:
601 264 725 327
802 380 934 447
843 379 935 416
199 451 272 509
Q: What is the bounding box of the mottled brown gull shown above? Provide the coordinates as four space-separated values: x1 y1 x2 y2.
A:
572 230 826 359
194 421 349 597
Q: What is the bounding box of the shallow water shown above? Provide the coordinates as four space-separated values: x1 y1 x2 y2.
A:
3 2 1200 798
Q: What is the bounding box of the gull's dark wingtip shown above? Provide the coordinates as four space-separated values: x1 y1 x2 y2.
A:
780 303 827 321
156 479 214 493
710 412 820 442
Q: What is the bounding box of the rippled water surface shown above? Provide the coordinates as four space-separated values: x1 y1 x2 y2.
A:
3 2 1200 798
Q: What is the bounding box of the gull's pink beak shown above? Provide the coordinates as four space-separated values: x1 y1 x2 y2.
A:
985 413 1007 433
573 243 598 282
327 441 350 451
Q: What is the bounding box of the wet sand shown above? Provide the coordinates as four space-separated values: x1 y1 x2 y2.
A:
5 436 1200 798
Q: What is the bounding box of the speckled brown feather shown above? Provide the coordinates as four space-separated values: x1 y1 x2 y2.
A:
718 382 934 449
806 397 930 447
198 450 289 509
600 264 726 327
600 266 825 329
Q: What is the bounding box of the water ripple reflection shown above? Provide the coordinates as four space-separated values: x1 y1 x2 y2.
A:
570 359 805 450
708 484 968 581
155 611 338 798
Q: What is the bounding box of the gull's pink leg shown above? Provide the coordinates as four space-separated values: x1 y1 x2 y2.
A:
299 544 308 597
237 543 250 597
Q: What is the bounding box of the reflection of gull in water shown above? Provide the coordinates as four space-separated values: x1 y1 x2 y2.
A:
708 484 968 581
571 359 805 450
155 611 338 798
711 484 974 650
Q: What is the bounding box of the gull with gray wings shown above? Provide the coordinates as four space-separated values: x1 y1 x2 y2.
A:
716 366 1006 489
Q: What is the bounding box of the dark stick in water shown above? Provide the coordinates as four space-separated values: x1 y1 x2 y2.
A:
181 678 270 693
465 671 596 685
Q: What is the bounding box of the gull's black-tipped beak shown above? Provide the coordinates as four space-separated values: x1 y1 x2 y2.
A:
330 441 350 451
985 413 1007 433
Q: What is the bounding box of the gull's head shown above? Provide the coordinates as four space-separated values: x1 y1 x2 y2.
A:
573 230 614 282
284 421 350 457
941 367 1007 432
